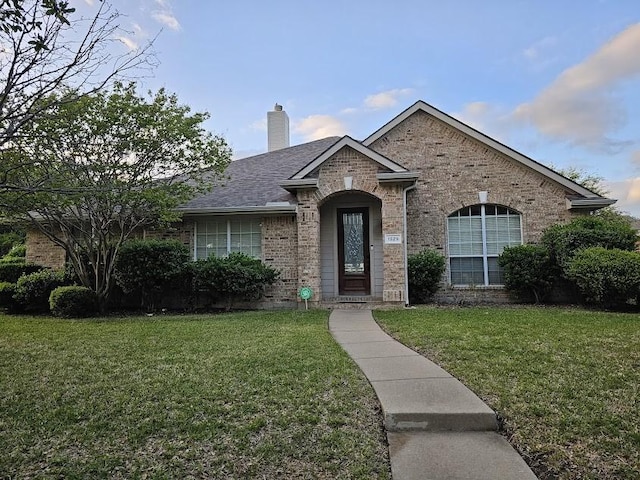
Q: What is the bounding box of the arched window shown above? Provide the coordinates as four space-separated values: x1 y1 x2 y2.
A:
447 205 522 286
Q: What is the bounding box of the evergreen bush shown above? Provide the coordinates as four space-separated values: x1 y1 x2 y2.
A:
192 252 279 310
114 239 190 311
13 269 67 313
566 247 640 309
2 244 26 259
49 286 99 318
0 282 18 311
407 249 446 304
542 215 637 272
498 244 554 303
0 262 44 283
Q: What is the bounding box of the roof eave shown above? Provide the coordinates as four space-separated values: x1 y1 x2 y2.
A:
178 205 297 216
377 172 419 185
566 198 617 211
290 136 407 180
279 179 319 192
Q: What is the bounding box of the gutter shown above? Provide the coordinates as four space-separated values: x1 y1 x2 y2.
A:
176 205 297 216
403 182 417 307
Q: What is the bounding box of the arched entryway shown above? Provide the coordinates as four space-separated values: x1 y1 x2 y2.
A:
319 192 383 300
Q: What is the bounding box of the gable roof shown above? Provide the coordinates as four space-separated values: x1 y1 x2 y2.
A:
288 135 409 180
178 137 339 214
363 100 610 201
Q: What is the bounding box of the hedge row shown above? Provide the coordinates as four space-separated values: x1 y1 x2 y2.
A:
499 215 640 309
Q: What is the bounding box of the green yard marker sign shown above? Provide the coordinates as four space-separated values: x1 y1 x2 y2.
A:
299 286 313 309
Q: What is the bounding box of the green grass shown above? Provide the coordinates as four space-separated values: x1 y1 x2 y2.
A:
375 307 640 480
0 311 390 479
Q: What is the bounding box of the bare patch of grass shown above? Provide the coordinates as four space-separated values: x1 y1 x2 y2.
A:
375 307 639 480
0 311 390 479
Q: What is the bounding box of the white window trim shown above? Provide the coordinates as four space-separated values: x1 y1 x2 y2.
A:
194 217 262 260
447 205 523 287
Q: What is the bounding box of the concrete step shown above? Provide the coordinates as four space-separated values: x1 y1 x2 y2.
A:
374 378 497 432
388 431 538 480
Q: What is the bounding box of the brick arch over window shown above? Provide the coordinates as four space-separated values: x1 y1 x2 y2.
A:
447 204 522 286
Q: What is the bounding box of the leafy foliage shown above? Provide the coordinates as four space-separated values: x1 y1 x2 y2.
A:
49 285 98 318
0 231 23 257
541 215 638 271
1 0 152 151
0 261 43 282
2 83 231 309
498 244 554 303
566 247 640 309
114 239 190 311
553 165 608 196
192 252 279 310
0 281 17 310
407 249 446 304
13 268 66 312
3 243 25 258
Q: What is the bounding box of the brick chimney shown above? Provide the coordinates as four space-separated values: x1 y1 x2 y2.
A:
267 103 290 152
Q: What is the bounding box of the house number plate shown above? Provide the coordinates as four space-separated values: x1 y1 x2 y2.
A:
384 234 402 244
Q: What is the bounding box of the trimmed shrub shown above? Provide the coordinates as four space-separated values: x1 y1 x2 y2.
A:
0 282 18 311
114 239 190 310
408 249 446 304
0 261 44 283
192 252 279 310
566 247 640 309
498 244 554 303
13 269 67 313
0 232 23 257
2 243 26 259
49 286 99 318
542 216 638 272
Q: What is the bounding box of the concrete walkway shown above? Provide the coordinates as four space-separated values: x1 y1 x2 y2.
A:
329 309 537 480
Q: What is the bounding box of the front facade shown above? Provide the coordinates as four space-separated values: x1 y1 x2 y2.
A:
26 101 614 307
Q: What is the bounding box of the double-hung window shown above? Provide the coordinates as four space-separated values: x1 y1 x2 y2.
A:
195 218 261 259
447 205 522 286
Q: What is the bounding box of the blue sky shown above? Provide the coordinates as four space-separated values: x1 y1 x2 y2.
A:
82 0 640 216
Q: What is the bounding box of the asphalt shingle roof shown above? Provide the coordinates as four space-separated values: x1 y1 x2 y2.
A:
180 137 340 210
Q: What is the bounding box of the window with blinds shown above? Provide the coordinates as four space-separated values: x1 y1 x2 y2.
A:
447 205 522 285
195 218 261 260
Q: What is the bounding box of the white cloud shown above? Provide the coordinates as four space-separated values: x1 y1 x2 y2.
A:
117 36 139 51
364 88 414 110
294 115 347 141
132 23 146 37
83 0 95 5
631 150 640 168
453 101 512 143
514 23 640 150
339 107 358 115
152 11 181 31
250 118 267 132
603 177 640 217
523 36 557 60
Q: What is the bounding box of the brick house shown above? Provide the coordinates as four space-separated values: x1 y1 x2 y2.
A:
26 101 614 308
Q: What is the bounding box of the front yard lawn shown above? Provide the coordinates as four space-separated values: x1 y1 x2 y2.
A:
375 307 640 480
0 311 390 479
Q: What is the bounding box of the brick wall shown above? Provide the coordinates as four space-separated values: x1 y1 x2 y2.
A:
370 110 578 257
143 221 194 254
262 215 298 306
295 146 407 305
25 228 65 268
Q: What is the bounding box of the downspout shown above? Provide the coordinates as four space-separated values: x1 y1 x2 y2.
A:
403 183 417 307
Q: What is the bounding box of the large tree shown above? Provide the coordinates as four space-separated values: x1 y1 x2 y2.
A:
1 0 153 151
1 82 231 309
